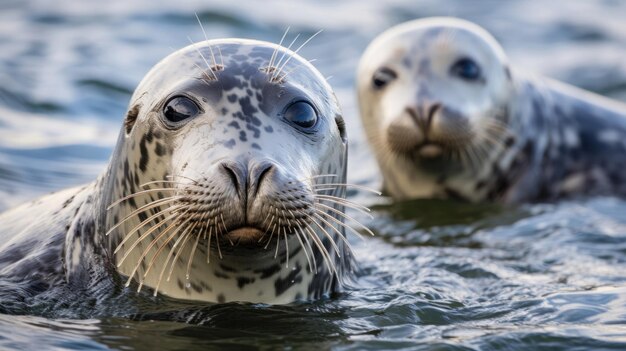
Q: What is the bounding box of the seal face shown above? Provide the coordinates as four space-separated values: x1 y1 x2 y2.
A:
0 38 355 306
357 17 626 203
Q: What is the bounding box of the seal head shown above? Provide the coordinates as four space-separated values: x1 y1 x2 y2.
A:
358 17 626 202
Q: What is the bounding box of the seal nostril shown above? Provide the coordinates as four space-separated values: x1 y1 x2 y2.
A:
251 163 273 198
426 103 441 128
405 107 424 130
221 163 241 194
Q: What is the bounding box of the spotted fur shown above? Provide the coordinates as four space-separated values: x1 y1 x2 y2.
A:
0 39 352 307
357 17 626 203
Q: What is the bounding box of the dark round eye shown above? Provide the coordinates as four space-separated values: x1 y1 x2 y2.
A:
450 58 482 81
163 96 200 124
284 101 318 129
372 67 397 89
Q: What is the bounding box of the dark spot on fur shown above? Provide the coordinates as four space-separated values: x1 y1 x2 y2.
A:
224 138 236 149
237 277 255 289
254 264 281 279
125 104 141 135
275 263 302 296
154 142 165 157
214 271 231 279
62 195 76 209
219 263 237 272
246 124 260 138
139 135 149 172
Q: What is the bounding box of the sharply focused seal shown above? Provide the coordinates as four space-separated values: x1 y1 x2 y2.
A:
0 37 362 306
357 17 626 203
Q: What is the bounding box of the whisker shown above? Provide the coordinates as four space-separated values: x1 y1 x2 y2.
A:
117 210 181 268
314 194 372 214
315 207 366 241
302 222 337 275
113 205 182 251
106 197 181 236
166 225 196 283
312 183 381 195
107 189 179 210
186 231 202 280
166 174 199 184
274 218 282 258
215 215 223 259
194 13 218 69
138 211 194 292
313 212 354 254
297 223 317 273
139 180 199 189
300 211 340 256
127 208 191 290
316 202 375 236
273 29 323 81
283 227 289 268
294 222 313 273
206 217 213 263
187 36 218 81
154 218 200 295
272 33 301 81
269 26 289 70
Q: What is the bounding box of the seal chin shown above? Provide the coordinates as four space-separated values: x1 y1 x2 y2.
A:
226 227 266 245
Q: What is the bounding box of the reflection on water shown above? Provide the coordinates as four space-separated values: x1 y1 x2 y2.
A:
1 0 626 350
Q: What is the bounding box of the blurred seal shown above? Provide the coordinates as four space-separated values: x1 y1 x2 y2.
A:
0 37 361 305
357 17 626 203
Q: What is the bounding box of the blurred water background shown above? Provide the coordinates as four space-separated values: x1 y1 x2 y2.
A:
1 0 626 350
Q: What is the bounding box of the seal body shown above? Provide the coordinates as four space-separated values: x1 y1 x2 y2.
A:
0 38 352 307
357 17 626 203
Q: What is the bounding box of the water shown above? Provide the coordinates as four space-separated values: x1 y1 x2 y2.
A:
2 0 626 349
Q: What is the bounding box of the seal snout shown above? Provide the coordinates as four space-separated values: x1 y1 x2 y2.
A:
219 159 275 206
209 159 313 245
386 102 444 158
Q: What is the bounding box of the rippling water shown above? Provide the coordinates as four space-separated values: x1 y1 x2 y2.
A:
2 0 626 349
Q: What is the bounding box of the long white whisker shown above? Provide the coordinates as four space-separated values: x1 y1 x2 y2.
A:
313 212 353 255
269 26 289 70
113 205 183 252
315 202 375 236
300 211 340 256
273 29 323 81
107 189 179 210
127 208 191 290
138 210 194 292
106 197 181 236
302 222 336 275
315 208 366 242
272 33 300 81
117 211 181 268
311 183 381 195
194 13 218 69
154 218 199 295
314 195 372 215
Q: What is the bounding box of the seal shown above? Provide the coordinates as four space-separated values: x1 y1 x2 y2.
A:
357 17 626 203
0 37 360 307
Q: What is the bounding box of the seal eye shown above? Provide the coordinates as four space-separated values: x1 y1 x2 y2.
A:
163 96 200 124
372 67 397 89
284 101 318 129
450 58 482 81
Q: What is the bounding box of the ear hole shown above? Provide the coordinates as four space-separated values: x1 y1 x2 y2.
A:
335 114 347 143
125 104 141 135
